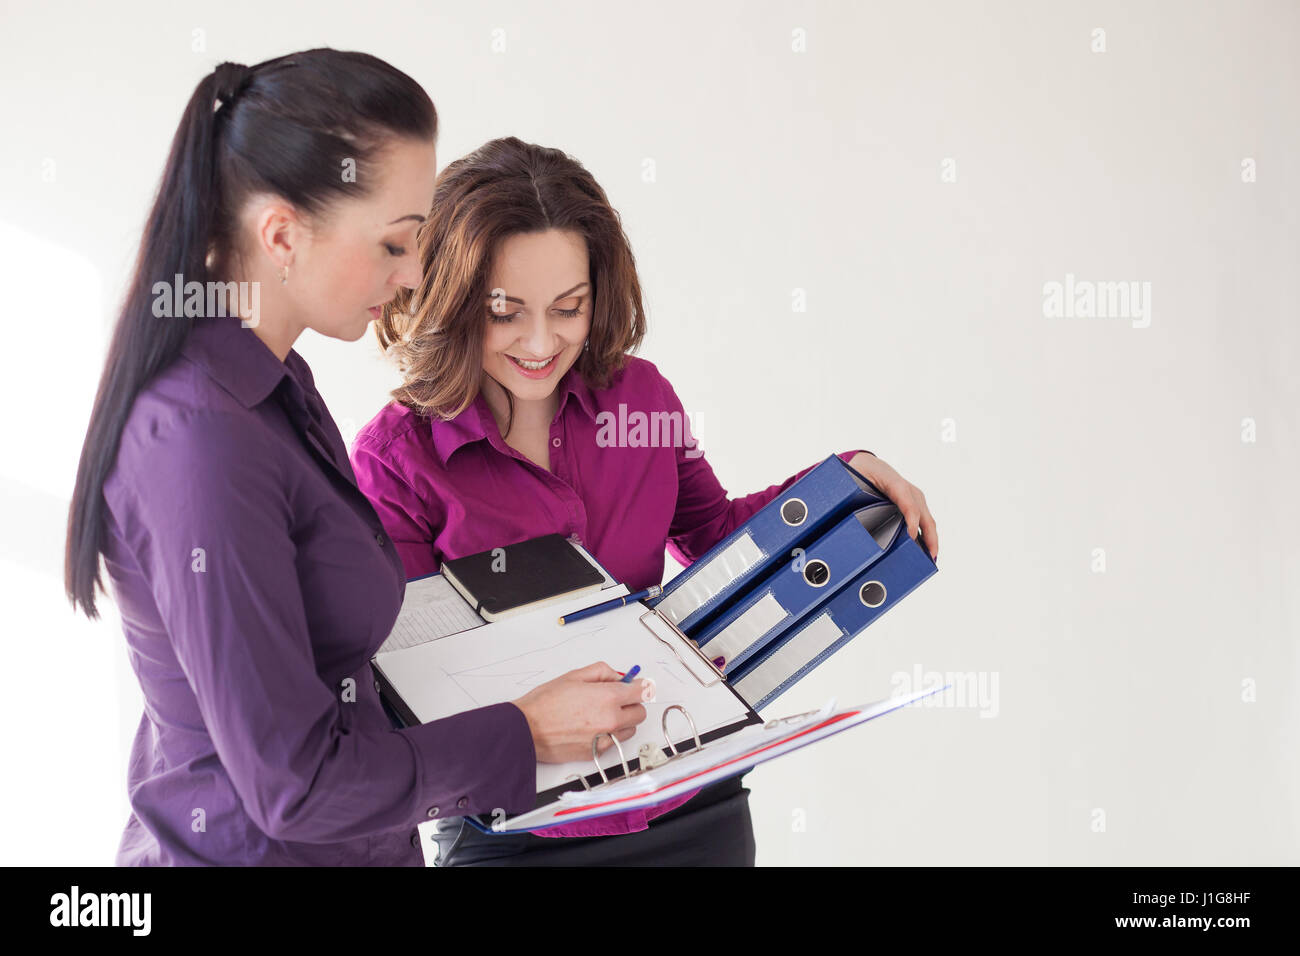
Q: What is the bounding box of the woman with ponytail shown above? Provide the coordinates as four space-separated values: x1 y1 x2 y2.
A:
66 50 645 866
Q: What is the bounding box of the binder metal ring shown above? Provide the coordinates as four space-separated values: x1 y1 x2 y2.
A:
662 704 703 756
803 559 831 587
780 497 808 526
859 580 886 608
592 732 631 783
563 772 592 791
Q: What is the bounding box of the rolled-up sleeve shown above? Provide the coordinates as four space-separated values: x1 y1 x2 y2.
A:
118 410 535 844
661 379 872 566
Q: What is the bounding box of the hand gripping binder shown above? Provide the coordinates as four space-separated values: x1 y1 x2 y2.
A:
690 501 904 676
729 511 938 711
648 454 885 634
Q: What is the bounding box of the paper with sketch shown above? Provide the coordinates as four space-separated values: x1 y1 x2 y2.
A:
372 585 753 794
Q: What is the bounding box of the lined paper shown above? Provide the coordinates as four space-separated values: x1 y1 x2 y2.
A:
375 575 486 654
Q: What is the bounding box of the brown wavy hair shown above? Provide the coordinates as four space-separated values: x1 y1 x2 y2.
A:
373 136 647 422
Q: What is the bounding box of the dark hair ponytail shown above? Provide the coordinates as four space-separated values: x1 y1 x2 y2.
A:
65 49 437 618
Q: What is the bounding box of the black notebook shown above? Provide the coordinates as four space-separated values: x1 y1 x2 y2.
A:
440 533 606 621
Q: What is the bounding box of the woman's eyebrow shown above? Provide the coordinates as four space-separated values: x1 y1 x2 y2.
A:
484 282 589 306
387 214 426 224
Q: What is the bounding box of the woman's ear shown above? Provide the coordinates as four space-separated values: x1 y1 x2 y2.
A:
250 198 302 275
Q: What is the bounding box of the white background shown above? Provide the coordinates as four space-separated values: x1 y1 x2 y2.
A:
0 0 1296 865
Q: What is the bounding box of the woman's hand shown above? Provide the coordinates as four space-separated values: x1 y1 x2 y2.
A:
847 453 938 562
511 662 651 764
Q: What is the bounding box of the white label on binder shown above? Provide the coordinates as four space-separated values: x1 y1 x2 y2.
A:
734 611 844 708
707 591 789 664
658 533 764 625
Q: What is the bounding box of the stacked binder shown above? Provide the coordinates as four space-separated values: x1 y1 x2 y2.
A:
648 453 938 711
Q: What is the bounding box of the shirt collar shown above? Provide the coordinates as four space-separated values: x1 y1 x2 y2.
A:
179 315 313 409
557 362 597 421
429 363 598 467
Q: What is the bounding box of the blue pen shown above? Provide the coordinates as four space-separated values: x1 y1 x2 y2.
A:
557 585 663 625
619 665 641 683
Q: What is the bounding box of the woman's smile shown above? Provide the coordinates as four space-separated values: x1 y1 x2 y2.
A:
506 350 562 378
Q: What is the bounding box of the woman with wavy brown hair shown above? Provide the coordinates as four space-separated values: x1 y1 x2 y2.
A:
352 136 939 866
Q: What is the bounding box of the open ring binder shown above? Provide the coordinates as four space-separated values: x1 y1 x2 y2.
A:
372 453 939 836
568 612 728 790
578 702 711 787
579 701 825 789
477 686 951 834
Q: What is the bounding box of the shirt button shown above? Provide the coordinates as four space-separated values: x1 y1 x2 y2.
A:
375 532 387 547
374 680 382 693
457 796 469 809
427 806 440 818
551 437 561 448
410 832 420 848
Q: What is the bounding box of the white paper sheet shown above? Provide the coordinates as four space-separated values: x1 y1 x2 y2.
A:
376 542 617 653
375 574 486 654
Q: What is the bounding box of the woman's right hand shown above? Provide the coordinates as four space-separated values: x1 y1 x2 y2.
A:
511 662 652 763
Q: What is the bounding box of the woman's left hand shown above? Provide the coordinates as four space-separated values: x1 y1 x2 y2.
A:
847 453 938 563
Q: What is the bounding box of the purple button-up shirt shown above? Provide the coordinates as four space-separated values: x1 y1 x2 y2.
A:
102 315 536 865
350 354 865 838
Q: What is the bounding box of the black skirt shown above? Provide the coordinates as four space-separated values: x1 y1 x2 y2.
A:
430 774 756 866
